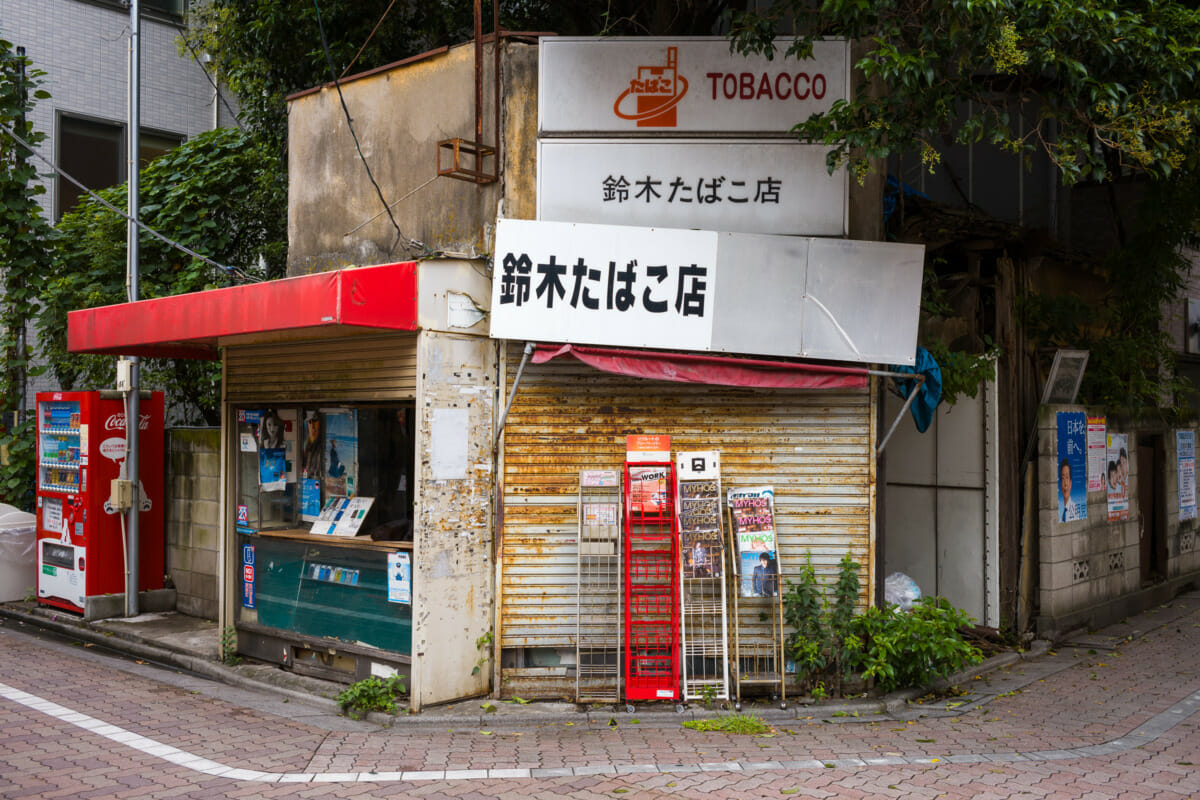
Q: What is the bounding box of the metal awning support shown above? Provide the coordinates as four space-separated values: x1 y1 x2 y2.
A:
493 341 535 453
875 372 926 455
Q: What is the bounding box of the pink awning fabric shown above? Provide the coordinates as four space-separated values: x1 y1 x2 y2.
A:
531 344 868 390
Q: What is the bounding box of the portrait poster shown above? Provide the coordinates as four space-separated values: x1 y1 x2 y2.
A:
1178 430 1196 521
323 409 358 498
1087 416 1106 492
278 407 299 483
727 486 778 597
1056 411 1087 523
1106 432 1129 522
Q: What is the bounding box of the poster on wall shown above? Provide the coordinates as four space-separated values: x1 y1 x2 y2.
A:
323 409 358 498
258 448 287 492
1106 432 1129 521
1087 416 1107 492
278 408 299 483
388 552 412 604
300 478 322 521
1178 430 1196 521
676 451 723 579
1056 411 1087 523
727 486 779 597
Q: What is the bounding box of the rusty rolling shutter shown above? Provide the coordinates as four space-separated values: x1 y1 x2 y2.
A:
224 333 418 403
498 344 874 692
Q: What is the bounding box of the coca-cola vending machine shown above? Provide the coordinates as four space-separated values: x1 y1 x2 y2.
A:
35 391 164 613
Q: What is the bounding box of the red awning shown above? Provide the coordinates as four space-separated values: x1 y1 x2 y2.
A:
531 344 869 389
67 262 419 360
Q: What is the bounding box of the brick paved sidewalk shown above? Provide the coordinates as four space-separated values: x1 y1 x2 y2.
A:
0 592 1197 799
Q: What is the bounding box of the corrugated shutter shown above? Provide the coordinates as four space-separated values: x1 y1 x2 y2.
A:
224 333 418 403
498 344 875 658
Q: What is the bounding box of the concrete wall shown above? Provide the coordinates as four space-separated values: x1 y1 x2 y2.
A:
1037 407 1200 637
166 427 221 619
411 331 496 710
287 40 539 275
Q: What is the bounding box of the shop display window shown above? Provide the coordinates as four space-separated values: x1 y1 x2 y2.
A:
233 404 415 541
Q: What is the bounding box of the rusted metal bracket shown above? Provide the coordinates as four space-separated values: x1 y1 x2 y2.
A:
437 138 497 184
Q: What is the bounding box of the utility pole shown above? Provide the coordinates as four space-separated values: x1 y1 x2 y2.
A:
125 0 142 617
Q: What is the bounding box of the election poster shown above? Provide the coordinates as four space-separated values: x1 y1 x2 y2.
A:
1178 430 1196 521
1087 416 1106 492
1106 432 1129 522
1056 411 1087 523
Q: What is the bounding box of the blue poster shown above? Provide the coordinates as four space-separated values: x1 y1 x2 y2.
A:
258 447 287 492
388 552 411 604
300 478 322 520
1056 411 1087 523
324 410 358 498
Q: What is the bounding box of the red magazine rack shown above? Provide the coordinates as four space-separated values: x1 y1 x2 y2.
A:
622 461 679 701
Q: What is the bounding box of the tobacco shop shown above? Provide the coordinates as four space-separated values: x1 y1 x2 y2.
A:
66 259 496 711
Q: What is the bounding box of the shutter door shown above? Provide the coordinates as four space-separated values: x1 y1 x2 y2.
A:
498 345 875 663
224 333 418 403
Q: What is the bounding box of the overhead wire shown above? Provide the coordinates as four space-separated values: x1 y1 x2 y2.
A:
311 0 423 257
339 0 400 79
0 120 261 284
180 36 244 130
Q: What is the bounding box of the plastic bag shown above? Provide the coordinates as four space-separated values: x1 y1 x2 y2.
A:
884 572 921 610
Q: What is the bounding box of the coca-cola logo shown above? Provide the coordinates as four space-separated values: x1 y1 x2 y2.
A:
104 413 151 431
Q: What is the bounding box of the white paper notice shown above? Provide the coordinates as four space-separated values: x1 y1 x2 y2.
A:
431 408 469 480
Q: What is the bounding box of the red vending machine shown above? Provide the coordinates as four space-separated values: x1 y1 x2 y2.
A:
35 391 165 613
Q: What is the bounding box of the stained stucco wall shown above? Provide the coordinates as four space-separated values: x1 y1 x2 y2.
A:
287 40 538 275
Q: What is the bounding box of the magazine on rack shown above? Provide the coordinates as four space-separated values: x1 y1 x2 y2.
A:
727 486 779 597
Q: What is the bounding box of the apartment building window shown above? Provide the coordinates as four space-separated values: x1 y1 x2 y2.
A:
56 114 183 219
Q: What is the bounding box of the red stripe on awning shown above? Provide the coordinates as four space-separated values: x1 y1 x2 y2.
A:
67 262 419 360
531 344 869 389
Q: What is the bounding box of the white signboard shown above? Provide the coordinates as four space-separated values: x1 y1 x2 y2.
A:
491 219 924 366
538 140 846 236
492 219 718 352
539 37 849 135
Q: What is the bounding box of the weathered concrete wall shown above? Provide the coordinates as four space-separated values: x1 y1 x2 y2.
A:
411 331 497 710
166 428 221 619
1037 407 1200 636
287 40 539 275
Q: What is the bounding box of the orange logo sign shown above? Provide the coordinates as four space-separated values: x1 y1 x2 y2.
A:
613 46 688 127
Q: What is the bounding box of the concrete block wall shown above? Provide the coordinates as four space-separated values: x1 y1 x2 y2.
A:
165 427 220 619
1037 406 1140 625
1038 406 1200 635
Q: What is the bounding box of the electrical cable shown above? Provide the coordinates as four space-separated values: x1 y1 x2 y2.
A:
180 36 243 130
311 0 421 257
0 120 260 284
339 0 400 79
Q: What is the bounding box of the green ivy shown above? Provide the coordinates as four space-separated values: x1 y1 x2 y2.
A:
37 127 286 424
0 41 56 510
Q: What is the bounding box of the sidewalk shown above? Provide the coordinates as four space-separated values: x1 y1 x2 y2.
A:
0 591 1194 729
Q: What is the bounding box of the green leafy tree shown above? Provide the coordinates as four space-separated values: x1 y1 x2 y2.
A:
729 1 1200 417
38 127 286 424
0 41 56 509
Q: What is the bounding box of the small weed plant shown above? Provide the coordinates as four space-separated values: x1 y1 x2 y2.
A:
219 626 241 666
336 675 407 719
781 551 982 697
682 714 771 735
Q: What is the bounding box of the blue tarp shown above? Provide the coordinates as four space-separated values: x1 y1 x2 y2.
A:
892 347 943 433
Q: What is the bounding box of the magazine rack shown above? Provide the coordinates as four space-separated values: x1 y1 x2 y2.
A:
622 461 679 702
675 451 730 705
576 469 623 703
726 487 787 708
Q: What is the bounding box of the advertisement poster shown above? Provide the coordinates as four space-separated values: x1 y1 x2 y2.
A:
628 466 669 516
1087 416 1107 492
677 451 722 580
278 408 299 483
258 448 286 492
728 486 778 597
388 552 412 604
1178 430 1196 521
300 478 322 521
241 544 255 609
1056 411 1087 523
1106 432 1129 521
309 496 375 537
324 409 358 498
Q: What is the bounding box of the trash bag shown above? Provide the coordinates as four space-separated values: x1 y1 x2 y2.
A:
884 572 921 610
